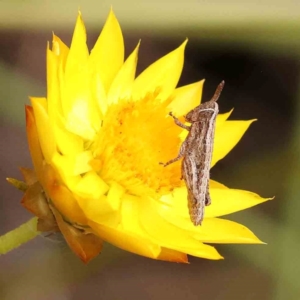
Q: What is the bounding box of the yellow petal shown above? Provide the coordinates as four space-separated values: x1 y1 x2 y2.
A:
212 119 256 167
157 247 188 263
167 80 204 117
47 35 69 122
89 9 124 93
177 110 234 142
89 194 166 259
106 181 125 211
52 120 84 156
51 152 82 190
206 186 272 218
65 11 88 81
175 243 223 260
132 40 187 101
139 198 195 247
46 45 61 121
42 164 87 225
62 66 100 140
73 171 109 200
196 218 264 244
52 151 93 177
78 196 120 228
162 211 263 244
49 38 83 142
52 34 69 68
210 179 228 189
89 221 162 259
216 109 233 125
139 198 222 259
107 42 140 105
91 72 107 116
61 26 99 137
159 182 271 221
120 194 147 234
159 187 189 218
30 97 56 163
25 106 44 181
76 182 124 226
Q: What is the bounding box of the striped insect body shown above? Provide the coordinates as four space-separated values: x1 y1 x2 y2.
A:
161 81 225 225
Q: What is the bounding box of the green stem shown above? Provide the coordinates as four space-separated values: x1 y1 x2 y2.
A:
0 217 40 254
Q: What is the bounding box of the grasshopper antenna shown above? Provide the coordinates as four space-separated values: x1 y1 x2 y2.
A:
211 80 225 102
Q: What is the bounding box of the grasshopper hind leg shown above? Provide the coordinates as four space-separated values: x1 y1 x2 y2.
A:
205 191 211 206
160 140 187 167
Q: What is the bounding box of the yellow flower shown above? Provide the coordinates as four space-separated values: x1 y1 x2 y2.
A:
20 10 270 263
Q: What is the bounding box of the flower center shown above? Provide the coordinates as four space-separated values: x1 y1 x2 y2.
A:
90 92 184 198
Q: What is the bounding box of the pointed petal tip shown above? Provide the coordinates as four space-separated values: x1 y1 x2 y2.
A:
172 39 188 54
171 255 190 264
160 256 190 264
132 40 141 55
75 10 84 28
261 196 275 204
209 252 224 260
237 235 266 245
227 108 234 116
243 118 257 126
29 96 36 104
52 32 59 43
109 6 116 16
106 7 118 23
25 104 32 111
25 105 34 125
243 238 266 245
179 260 190 264
157 249 190 263
6 177 28 192
179 39 188 50
212 247 224 260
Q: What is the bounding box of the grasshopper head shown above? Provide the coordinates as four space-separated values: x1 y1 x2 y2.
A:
185 81 224 123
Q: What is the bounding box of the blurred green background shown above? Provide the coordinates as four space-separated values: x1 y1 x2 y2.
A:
1 0 299 299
